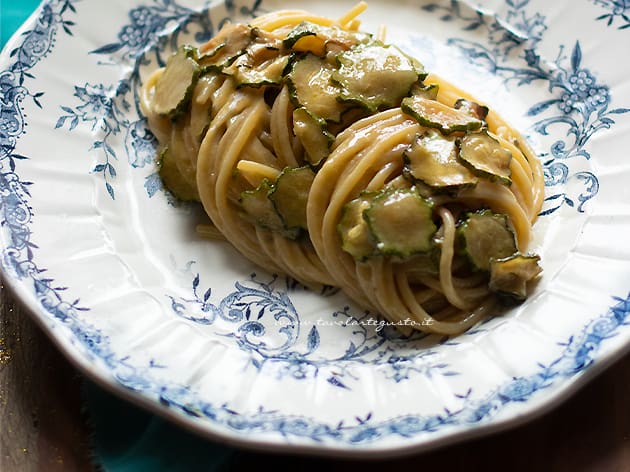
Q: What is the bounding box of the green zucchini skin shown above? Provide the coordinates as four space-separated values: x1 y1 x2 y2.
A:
282 21 372 55
457 210 517 271
401 95 483 135
489 254 542 303
157 147 199 202
285 53 349 123
337 188 438 261
332 43 426 113
150 20 542 309
239 179 292 236
292 107 334 167
269 166 316 232
403 131 479 191
282 22 318 50
197 23 255 72
364 188 436 258
454 98 489 121
337 192 379 262
230 52 290 89
152 46 200 120
457 129 513 186
238 166 315 240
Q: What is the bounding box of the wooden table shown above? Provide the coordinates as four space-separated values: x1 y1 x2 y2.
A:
2 279 630 471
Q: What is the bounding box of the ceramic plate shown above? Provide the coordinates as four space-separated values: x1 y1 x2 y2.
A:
2 0 630 457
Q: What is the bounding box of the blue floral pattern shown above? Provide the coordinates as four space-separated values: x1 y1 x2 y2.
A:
167 270 457 386
421 0 630 215
0 0 121 374
592 0 630 28
2 0 630 449
85 292 630 443
2 1 75 174
54 0 241 199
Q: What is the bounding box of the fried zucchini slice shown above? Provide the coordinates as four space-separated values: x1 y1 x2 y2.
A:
403 131 478 190
152 46 200 119
457 129 512 185
401 95 483 135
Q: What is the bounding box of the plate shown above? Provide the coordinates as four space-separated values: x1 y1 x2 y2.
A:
2 0 630 457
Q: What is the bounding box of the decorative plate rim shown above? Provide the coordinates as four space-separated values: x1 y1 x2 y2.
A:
2 0 630 457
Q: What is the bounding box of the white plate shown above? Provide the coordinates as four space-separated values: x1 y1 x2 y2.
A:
2 0 630 457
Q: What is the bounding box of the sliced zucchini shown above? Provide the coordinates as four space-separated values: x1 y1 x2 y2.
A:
240 179 295 236
189 75 216 141
230 51 289 88
458 210 517 271
454 98 489 121
283 21 371 56
326 106 370 136
401 95 483 135
457 129 512 185
269 166 316 232
364 188 436 258
152 46 200 119
338 193 378 261
292 107 334 166
489 253 542 302
286 53 348 122
403 131 478 190
324 28 372 54
158 147 199 201
283 22 319 50
332 43 425 112
197 23 253 72
410 82 439 100
223 41 277 70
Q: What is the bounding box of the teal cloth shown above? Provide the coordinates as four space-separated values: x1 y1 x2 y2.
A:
1 0 41 47
1 3 239 470
83 381 236 471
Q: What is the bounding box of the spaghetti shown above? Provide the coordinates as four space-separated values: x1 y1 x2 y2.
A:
140 3 544 335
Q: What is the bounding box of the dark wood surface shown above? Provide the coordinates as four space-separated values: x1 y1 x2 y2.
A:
2 278 630 471
0 282 93 471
